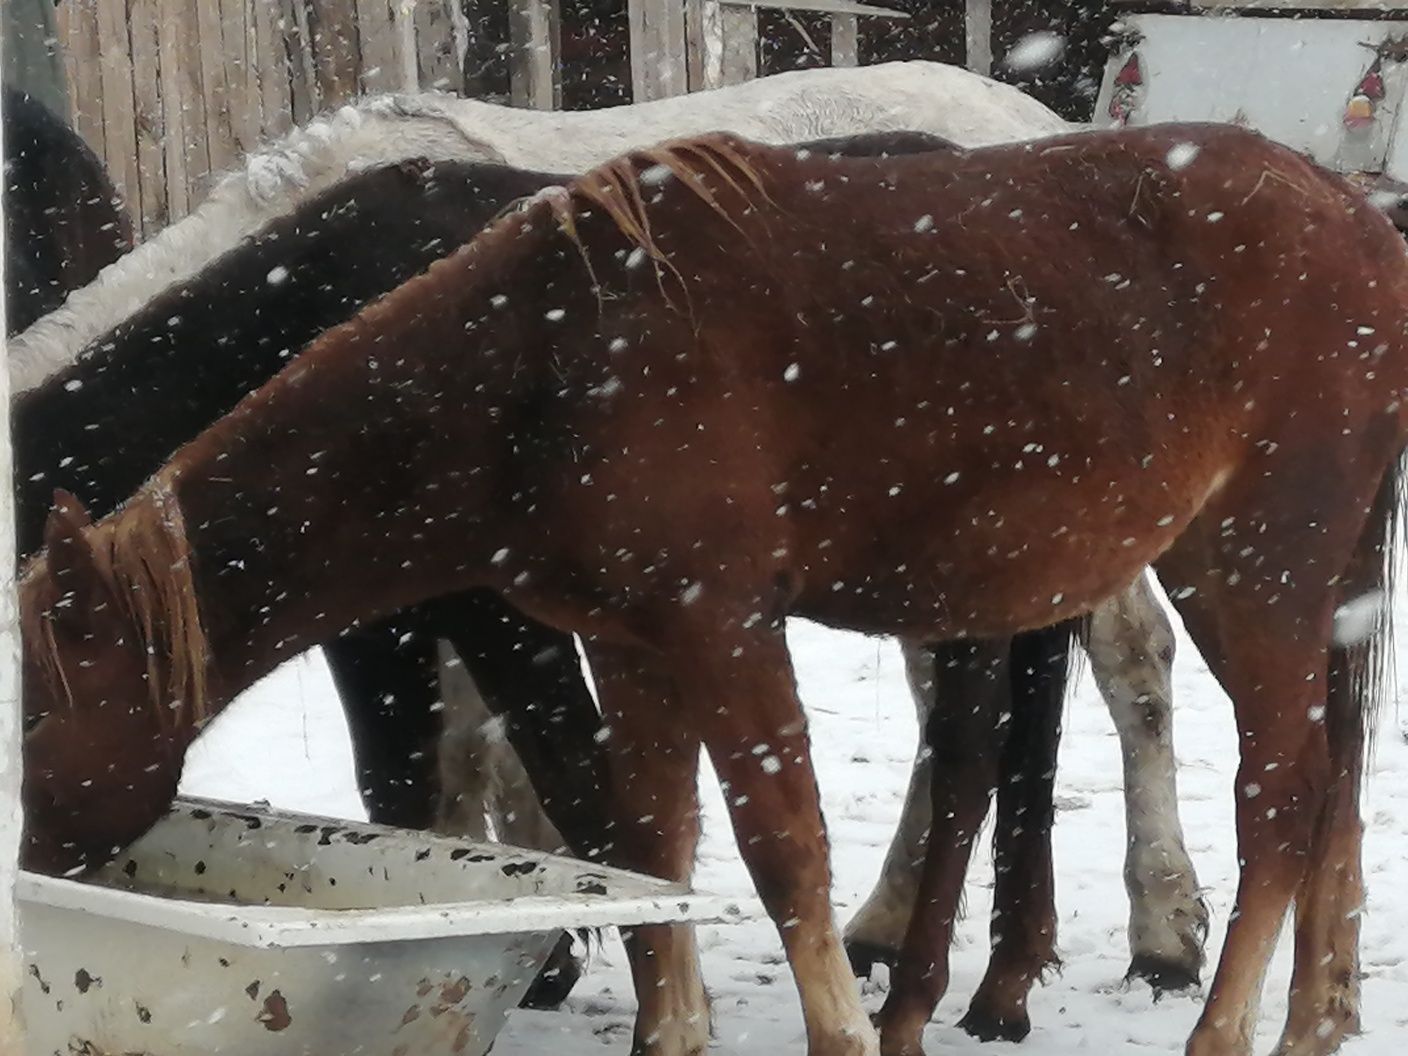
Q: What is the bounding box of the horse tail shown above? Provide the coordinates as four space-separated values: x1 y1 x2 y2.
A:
1327 455 1403 798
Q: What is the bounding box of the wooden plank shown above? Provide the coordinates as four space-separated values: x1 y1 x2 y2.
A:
831 14 859 66
154 0 188 222
129 0 168 235
158 0 207 221
630 0 689 101
252 0 295 142
355 0 399 94
414 0 464 93
719 4 758 86
281 0 319 123
965 0 992 76
394 0 420 90
721 0 907 15
197 0 239 184
57 0 105 155
685 0 709 89
94 0 142 234
309 0 362 107
508 0 561 109
223 0 263 157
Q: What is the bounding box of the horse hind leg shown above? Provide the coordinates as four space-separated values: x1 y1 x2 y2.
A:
875 637 1013 1056
1271 466 1399 1056
843 640 936 978
1086 574 1209 992
960 622 1074 1043
1156 446 1392 1056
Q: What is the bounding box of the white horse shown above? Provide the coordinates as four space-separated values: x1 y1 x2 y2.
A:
8 59 1206 988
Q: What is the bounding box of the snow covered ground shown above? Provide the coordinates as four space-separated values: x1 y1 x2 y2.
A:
180 591 1408 1054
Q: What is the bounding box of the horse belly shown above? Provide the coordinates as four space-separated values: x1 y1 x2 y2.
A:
788 454 1229 641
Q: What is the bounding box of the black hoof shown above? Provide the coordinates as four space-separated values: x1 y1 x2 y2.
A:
846 938 901 979
959 1005 1032 1044
519 933 584 1011
1125 953 1200 996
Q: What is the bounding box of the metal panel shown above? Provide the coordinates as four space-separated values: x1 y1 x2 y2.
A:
1095 14 1408 181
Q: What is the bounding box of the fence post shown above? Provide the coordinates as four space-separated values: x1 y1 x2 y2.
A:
630 0 689 100
965 0 992 75
508 0 561 109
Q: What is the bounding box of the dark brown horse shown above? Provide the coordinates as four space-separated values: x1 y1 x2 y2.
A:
3 87 132 332
20 124 1407 1056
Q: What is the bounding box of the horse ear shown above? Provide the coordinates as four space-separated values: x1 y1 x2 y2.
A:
44 489 103 624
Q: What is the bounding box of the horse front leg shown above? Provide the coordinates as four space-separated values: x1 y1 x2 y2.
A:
668 619 876 1056
843 641 936 977
1087 573 1208 991
585 640 710 1056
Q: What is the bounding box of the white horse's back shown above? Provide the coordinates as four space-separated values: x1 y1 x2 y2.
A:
9 61 1068 392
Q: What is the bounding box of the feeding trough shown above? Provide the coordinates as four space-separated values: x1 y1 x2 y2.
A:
16 797 749 1056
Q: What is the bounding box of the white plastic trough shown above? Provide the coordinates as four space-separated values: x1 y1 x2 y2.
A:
15 797 750 1056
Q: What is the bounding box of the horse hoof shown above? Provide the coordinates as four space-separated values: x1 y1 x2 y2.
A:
1125 953 1200 996
958 1006 1031 1044
519 933 584 1010
847 938 901 979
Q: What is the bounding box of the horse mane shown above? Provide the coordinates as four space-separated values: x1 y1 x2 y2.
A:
23 487 210 729
8 93 503 395
545 134 774 312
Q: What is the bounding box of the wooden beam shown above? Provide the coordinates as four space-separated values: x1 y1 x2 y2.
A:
831 14 859 65
965 0 992 75
509 0 561 109
630 0 689 100
722 0 907 17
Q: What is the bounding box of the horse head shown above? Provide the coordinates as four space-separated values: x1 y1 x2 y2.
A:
20 488 205 876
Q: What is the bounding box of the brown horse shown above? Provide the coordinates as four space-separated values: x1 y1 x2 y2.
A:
19 124 1408 1056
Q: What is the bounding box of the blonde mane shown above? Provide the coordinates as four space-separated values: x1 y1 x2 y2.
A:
24 487 211 730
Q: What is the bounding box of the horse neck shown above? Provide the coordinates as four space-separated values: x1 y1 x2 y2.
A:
155 207 569 698
10 161 557 559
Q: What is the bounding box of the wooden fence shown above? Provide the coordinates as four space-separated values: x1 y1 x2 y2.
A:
55 0 913 239
56 0 469 237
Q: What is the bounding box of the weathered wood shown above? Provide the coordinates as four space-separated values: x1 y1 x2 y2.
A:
734 0 904 13
355 0 399 93
309 0 362 105
719 4 758 86
252 0 294 143
223 0 263 158
630 0 689 100
57 0 105 154
129 0 168 233
281 0 320 124
831 13 859 65
415 0 463 93
153 0 186 223
508 0 561 109
93 0 140 230
965 0 992 75
197 0 239 183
